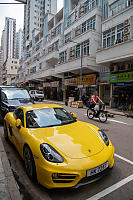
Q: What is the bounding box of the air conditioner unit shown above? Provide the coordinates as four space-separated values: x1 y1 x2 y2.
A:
124 26 130 35
124 19 130 27
124 34 130 41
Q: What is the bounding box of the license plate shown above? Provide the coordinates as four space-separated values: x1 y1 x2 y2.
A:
87 161 109 177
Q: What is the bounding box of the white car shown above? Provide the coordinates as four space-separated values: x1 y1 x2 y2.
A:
29 90 44 101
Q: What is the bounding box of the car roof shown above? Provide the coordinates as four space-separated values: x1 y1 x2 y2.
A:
20 104 63 112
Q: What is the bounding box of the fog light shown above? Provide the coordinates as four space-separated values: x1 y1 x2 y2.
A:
52 173 59 179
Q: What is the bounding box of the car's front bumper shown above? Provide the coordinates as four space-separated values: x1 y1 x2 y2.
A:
35 144 115 189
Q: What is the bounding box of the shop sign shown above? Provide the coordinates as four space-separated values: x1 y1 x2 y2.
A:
110 72 133 83
43 82 51 87
64 78 77 86
78 75 96 85
43 81 59 87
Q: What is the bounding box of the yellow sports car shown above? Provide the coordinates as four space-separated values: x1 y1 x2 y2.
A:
4 104 114 189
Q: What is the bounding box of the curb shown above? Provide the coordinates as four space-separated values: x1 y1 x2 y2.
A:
0 137 21 200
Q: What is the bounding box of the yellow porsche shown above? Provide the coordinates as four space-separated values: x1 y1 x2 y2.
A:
4 104 114 189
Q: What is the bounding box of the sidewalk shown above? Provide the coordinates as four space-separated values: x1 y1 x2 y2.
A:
43 99 133 117
0 137 21 200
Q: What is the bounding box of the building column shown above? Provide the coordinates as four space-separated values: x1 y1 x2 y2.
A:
110 83 113 107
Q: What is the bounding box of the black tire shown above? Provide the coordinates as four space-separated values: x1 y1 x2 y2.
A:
87 109 94 119
99 111 107 123
3 121 9 141
23 145 37 180
0 112 3 124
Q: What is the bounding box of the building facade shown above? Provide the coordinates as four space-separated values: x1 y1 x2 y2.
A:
97 0 133 107
4 17 16 63
2 58 19 85
16 0 133 108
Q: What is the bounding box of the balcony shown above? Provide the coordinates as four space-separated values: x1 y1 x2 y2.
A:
46 50 59 66
96 40 133 66
54 55 100 75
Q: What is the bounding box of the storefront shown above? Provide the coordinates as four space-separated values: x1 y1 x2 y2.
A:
110 72 133 109
43 81 62 100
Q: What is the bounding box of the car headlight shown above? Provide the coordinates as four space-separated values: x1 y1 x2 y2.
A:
40 143 64 163
98 130 109 146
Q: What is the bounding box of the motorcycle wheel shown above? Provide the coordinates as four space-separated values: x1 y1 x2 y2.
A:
87 109 94 119
99 111 107 123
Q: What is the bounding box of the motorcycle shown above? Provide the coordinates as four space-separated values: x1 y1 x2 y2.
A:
87 104 108 123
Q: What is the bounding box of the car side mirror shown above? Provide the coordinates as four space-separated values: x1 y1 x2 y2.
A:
16 119 22 129
70 112 77 119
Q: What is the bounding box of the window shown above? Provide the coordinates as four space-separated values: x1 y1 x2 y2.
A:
103 28 115 48
15 66 17 69
117 23 124 42
67 16 72 27
11 66 13 69
87 17 96 30
84 0 98 13
59 51 67 63
65 32 71 43
76 45 80 58
14 109 24 127
82 22 86 33
82 40 89 55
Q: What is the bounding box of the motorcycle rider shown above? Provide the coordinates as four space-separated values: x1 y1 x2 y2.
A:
90 91 104 114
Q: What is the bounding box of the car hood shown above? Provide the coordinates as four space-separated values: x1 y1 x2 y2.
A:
30 121 104 159
3 99 34 108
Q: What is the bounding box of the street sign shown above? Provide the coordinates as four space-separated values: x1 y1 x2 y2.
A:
15 0 27 3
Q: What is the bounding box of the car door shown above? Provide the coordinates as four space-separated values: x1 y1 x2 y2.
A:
12 109 27 156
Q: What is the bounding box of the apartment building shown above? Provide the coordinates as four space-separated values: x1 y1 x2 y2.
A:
17 0 133 106
4 17 16 63
17 0 103 101
96 0 133 106
2 58 19 85
15 28 23 60
23 0 57 58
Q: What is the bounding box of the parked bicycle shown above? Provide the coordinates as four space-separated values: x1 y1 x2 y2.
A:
87 104 108 123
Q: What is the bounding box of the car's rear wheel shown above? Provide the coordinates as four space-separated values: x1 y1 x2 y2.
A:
23 145 36 180
3 121 8 141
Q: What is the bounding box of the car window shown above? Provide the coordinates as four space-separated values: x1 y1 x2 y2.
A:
1 91 8 100
2 89 30 100
26 108 76 128
36 91 43 94
14 109 24 127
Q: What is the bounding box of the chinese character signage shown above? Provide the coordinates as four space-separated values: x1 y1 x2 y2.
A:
110 72 133 83
64 78 77 86
78 75 96 85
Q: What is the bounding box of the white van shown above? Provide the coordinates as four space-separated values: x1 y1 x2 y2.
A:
29 90 44 101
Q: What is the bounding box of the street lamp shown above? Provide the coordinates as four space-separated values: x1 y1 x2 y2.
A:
70 40 83 100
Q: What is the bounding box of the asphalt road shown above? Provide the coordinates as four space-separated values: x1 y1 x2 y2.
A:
0 101 133 200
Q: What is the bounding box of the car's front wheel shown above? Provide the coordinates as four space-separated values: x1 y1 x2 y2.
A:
23 145 36 180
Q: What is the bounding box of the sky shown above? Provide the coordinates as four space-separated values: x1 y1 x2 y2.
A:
0 0 63 44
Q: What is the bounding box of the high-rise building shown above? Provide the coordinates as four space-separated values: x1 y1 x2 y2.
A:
15 28 23 59
1 30 5 65
0 47 2 84
23 0 57 42
4 17 16 63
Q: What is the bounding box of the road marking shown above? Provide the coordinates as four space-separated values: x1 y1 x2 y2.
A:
87 174 133 200
115 154 133 165
106 119 132 125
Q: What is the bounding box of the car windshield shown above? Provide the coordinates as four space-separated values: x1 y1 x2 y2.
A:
1 89 30 100
26 108 76 128
36 91 43 94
